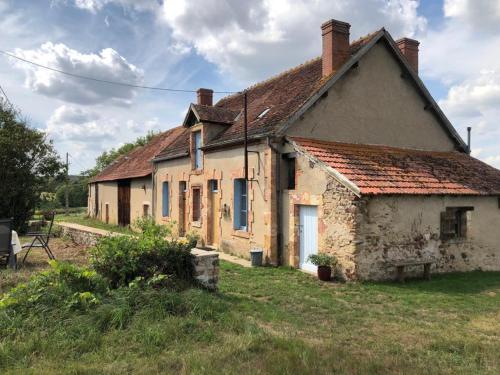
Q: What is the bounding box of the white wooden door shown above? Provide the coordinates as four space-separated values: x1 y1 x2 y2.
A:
299 205 318 272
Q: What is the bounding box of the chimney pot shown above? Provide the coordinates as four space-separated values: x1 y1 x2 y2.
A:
396 38 419 73
321 19 351 78
197 88 213 106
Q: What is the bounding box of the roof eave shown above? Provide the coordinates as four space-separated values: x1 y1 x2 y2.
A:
152 151 189 163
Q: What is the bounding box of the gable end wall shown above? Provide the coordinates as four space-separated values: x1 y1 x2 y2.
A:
287 42 458 152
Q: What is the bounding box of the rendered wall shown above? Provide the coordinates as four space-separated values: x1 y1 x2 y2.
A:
130 177 152 224
96 181 118 225
154 136 278 263
287 41 458 152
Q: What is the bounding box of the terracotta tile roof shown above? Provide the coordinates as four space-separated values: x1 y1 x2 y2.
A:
192 104 240 124
292 138 500 196
91 126 183 182
156 33 379 160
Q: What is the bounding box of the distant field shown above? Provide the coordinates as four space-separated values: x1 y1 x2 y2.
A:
1 238 499 374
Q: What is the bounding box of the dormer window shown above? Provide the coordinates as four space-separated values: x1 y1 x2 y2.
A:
192 130 202 170
257 108 270 119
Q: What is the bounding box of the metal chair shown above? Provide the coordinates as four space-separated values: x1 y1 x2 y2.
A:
0 218 16 269
22 212 56 264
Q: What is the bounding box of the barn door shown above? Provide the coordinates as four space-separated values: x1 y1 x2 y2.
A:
118 180 131 226
299 205 318 272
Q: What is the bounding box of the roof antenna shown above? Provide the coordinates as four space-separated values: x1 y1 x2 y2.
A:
467 126 472 154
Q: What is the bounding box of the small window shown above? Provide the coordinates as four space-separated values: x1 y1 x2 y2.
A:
440 207 473 240
193 131 202 170
285 157 296 190
143 204 150 217
234 179 248 231
162 181 169 217
209 179 218 192
192 187 201 222
257 108 270 119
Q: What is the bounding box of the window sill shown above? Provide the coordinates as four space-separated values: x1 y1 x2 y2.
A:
232 230 250 239
191 221 202 228
191 169 203 175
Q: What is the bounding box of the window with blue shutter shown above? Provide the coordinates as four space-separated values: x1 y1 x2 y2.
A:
193 131 202 169
162 181 169 217
233 179 248 231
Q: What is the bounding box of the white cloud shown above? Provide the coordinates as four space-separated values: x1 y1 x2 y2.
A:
439 70 500 118
61 0 160 13
444 0 500 32
160 0 426 82
11 42 143 106
45 105 165 172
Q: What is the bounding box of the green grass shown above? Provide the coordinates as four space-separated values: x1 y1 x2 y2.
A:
1 259 499 374
55 212 134 235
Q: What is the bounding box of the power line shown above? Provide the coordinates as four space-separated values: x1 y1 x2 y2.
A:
0 49 238 94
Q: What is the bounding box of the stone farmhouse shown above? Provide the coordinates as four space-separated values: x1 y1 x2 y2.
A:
89 19 500 280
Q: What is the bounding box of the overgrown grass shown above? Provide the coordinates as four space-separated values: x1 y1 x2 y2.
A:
1 258 499 374
55 212 135 235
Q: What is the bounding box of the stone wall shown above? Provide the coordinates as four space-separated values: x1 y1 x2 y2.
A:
57 222 219 290
356 195 500 280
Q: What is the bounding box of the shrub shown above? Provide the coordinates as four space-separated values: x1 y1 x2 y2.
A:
90 218 197 288
307 253 338 267
0 261 108 313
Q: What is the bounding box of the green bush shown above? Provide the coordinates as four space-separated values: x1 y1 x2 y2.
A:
307 253 338 267
90 218 197 288
0 261 108 313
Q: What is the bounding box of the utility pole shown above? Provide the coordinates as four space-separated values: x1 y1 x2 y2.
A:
65 152 69 215
244 91 248 181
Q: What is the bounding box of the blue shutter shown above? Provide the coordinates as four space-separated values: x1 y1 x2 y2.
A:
194 131 202 169
234 179 241 229
233 179 248 230
162 182 169 217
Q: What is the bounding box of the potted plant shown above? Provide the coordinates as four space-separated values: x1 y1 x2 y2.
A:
307 253 338 281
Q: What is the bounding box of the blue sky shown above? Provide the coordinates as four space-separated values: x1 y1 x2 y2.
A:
0 0 499 173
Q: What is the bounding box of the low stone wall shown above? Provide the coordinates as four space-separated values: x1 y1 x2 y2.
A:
57 222 219 290
191 248 219 291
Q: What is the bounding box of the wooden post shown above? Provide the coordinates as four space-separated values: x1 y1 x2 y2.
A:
65 152 69 215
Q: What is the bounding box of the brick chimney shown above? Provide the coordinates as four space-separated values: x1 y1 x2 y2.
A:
321 19 351 78
197 88 213 106
396 38 419 73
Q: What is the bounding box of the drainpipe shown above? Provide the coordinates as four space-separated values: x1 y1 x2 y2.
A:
151 162 158 222
267 137 282 266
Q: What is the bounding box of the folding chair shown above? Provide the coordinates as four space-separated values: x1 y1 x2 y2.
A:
0 218 16 269
22 212 56 264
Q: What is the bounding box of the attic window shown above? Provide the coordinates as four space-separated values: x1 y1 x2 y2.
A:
257 108 270 119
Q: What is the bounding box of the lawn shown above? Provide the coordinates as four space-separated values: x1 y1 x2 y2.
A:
1 239 499 374
55 212 135 235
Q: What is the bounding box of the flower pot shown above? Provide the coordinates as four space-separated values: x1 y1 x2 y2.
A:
317 266 331 281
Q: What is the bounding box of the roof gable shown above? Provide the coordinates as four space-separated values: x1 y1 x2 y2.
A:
278 30 468 152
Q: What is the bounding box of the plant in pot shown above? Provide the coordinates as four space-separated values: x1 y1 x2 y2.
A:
307 253 338 281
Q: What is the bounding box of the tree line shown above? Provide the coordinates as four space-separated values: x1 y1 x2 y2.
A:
0 101 156 232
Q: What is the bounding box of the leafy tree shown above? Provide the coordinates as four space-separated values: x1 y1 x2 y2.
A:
0 102 63 232
55 176 89 208
85 131 157 177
